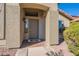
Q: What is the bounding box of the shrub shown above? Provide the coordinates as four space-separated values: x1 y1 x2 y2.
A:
63 22 79 56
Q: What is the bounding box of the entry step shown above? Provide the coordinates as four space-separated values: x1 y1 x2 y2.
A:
27 39 42 42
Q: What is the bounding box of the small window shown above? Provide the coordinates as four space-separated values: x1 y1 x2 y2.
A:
25 11 38 17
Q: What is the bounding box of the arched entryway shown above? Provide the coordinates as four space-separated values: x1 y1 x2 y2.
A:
5 3 58 48
20 3 49 47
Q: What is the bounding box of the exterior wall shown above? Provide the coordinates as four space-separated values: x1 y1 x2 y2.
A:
50 7 59 45
39 17 45 39
6 4 21 48
20 3 48 11
0 3 59 48
0 3 4 39
0 4 6 47
6 3 58 48
20 8 25 45
45 3 59 46
0 40 6 47
59 14 70 27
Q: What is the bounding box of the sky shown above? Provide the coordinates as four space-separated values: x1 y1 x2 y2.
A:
58 3 79 16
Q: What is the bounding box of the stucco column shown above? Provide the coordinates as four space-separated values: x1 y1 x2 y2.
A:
46 10 50 47
49 7 59 45
6 4 21 48
46 5 59 46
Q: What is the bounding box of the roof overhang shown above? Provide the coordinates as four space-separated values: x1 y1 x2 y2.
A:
58 9 74 20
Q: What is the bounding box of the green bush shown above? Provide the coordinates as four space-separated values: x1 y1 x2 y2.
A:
63 22 79 56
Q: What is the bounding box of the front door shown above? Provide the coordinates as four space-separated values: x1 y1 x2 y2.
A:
29 19 39 39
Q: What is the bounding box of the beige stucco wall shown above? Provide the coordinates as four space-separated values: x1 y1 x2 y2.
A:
59 14 70 27
20 3 49 11
20 8 25 45
6 4 21 48
45 3 59 46
49 8 59 45
39 16 45 39
0 3 4 39
0 4 6 47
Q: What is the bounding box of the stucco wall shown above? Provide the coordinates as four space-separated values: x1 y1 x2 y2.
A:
50 8 59 45
59 14 70 27
0 3 59 48
0 3 6 47
6 4 21 48
20 8 25 45
39 17 45 39
0 3 4 39
45 3 59 45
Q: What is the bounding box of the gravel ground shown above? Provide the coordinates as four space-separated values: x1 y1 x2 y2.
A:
51 41 74 56
0 41 74 56
0 41 45 56
0 48 17 56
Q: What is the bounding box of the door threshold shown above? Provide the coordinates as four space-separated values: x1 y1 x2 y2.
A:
27 39 42 43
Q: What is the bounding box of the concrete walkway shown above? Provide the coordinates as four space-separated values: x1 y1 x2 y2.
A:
15 46 50 56
28 47 48 56
15 41 48 56
15 48 28 56
15 41 74 56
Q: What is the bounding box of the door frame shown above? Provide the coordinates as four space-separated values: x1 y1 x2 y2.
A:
28 19 39 39
25 16 40 39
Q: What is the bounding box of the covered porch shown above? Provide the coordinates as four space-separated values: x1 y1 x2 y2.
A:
0 3 59 48
20 3 59 48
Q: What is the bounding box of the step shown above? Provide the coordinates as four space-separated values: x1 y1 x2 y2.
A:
0 40 6 48
28 47 47 56
15 48 28 56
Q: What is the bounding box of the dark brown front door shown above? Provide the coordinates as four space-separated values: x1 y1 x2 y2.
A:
29 19 39 39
